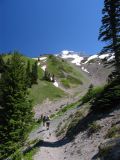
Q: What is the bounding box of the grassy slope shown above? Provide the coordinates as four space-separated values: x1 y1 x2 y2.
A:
46 55 86 88
2 53 89 105
29 80 65 105
2 53 66 105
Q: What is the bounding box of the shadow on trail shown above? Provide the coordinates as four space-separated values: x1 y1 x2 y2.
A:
35 137 70 148
37 129 45 134
91 153 100 160
23 137 70 155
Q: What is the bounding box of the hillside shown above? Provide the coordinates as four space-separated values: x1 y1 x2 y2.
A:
30 52 115 118
34 54 87 89
1 52 119 160
27 52 120 160
1 54 65 105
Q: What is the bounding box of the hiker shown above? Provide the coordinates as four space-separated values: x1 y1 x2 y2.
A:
43 115 46 127
41 114 43 120
46 115 50 130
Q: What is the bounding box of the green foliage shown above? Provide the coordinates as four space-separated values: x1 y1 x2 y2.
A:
26 61 32 88
61 78 70 88
2 52 43 80
0 52 33 159
23 148 38 160
31 61 38 84
99 0 120 73
42 69 55 82
91 78 120 112
106 126 120 138
82 85 104 104
66 110 84 138
23 138 42 160
50 101 79 119
56 122 68 137
65 104 90 139
10 150 22 160
61 75 83 88
47 55 84 86
88 122 102 134
99 145 112 157
47 55 72 77
30 80 65 104
0 55 5 73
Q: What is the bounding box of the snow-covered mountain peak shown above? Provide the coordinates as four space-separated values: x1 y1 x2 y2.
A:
61 50 74 55
60 50 84 66
59 51 115 65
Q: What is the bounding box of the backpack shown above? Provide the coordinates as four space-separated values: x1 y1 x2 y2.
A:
46 116 50 122
43 116 46 121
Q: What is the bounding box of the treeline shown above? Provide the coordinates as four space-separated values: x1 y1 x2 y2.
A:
0 52 38 159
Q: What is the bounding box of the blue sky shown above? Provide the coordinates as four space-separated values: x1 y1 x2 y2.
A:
0 0 104 57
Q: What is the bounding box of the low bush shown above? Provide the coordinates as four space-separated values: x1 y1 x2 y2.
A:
105 126 120 138
66 110 84 138
91 78 120 112
61 78 70 88
88 122 102 134
81 85 104 104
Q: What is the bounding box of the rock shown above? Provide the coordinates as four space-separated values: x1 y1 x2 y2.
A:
98 138 120 160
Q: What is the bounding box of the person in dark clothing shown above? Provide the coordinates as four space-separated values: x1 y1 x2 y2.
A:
46 115 50 130
43 115 46 127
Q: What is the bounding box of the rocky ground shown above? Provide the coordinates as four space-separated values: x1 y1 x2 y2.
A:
29 102 120 160
63 107 120 160
28 62 120 160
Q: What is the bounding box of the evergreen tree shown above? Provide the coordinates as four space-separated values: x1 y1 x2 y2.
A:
48 73 51 81
88 84 94 90
43 69 52 82
31 61 38 84
0 55 5 73
0 53 33 159
26 60 32 88
52 74 55 82
43 69 47 80
99 0 120 74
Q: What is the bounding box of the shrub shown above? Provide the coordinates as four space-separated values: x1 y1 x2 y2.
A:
61 78 70 88
66 110 84 138
88 122 102 134
10 150 22 160
82 85 104 104
91 78 120 112
105 126 120 138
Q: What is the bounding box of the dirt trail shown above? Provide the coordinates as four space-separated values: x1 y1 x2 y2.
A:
32 105 120 160
32 119 69 160
31 103 77 160
34 131 63 160
30 63 115 160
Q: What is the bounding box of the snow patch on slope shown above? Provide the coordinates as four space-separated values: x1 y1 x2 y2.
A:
37 62 41 66
41 65 46 71
99 54 109 59
107 55 115 62
61 50 84 66
53 80 59 87
84 55 98 64
32 58 38 60
39 57 47 60
71 56 84 66
61 50 74 55
81 67 89 73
